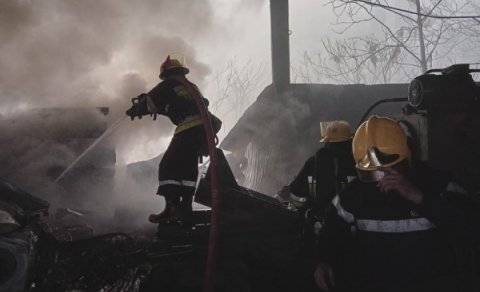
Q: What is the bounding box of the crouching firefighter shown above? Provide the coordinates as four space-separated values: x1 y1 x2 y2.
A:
125 54 222 226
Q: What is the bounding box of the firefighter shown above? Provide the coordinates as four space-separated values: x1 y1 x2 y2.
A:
277 121 356 290
313 115 477 292
284 120 356 223
125 55 221 226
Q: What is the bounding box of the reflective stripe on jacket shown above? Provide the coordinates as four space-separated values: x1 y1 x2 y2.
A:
332 194 436 233
174 115 203 135
318 179 458 290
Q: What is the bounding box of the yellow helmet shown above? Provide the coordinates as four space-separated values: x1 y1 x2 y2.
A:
353 116 411 174
159 54 189 80
320 120 353 143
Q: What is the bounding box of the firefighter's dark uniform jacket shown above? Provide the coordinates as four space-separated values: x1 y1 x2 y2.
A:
318 177 478 292
147 77 207 135
135 76 219 199
289 141 356 217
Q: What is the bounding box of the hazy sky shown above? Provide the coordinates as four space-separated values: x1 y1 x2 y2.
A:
1 0 478 164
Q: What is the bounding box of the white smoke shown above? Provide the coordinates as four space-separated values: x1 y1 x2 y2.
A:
0 0 269 232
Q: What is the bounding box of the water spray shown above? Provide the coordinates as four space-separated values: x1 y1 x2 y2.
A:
54 116 127 183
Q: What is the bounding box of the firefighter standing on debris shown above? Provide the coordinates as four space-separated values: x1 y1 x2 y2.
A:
314 116 476 292
125 55 221 226
279 120 356 225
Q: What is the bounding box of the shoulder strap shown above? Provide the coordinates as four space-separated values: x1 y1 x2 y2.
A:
171 76 206 103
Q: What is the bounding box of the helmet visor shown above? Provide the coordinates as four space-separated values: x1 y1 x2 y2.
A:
357 147 400 170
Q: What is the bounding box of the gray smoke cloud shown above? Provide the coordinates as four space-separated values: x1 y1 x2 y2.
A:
0 108 109 207
0 0 212 109
0 0 267 232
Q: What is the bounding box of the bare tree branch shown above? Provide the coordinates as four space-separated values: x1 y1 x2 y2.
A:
341 0 480 20
211 57 267 124
356 2 423 63
298 0 480 83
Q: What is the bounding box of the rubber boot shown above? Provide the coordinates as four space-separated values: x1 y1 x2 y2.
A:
148 200 180 223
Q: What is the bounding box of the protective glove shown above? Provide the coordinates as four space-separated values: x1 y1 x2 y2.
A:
125 93 148 120
274 185 290 204
125 105 142 120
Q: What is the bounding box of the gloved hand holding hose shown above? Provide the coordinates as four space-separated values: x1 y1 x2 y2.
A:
125 93 148 120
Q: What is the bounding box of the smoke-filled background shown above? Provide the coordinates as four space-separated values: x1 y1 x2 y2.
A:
0 0 271 154
0 0 272 232
2 0 479 232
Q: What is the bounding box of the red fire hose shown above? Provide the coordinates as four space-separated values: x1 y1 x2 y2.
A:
177 78 220 292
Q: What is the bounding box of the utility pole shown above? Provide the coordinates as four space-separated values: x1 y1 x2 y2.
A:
270 0 290 93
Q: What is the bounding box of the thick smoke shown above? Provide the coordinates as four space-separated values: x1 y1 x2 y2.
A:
0 0 238 232
0 108 109 206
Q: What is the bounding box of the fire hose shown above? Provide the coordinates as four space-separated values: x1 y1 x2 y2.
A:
172 78 220 292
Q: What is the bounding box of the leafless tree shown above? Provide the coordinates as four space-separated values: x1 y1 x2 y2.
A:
292 36 406 84
210 57 267 129
296 0 480 84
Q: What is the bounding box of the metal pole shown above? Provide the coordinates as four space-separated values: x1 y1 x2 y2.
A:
270 0 290 93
